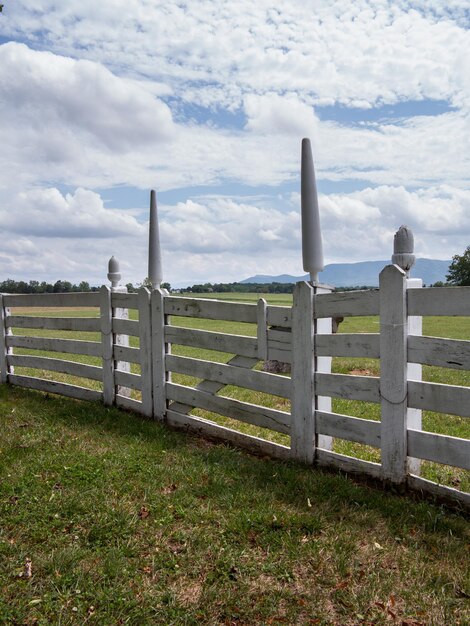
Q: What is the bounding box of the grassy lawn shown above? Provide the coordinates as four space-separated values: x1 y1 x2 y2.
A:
1 384 469 625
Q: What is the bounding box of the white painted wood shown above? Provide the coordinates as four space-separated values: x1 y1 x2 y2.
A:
114 369 142 391
8 354 102 381
164 326 258 358
166 409 291 460
151 288 167 421
316 411 380 447
149 189 163 289
257 298 268 360
406 277 422 476
380 264 408 483
315 289 380 319
407 475 470 508
168 354 259 418
407 429 470 470
0 295 12 383
408 380 470 418
290 281 315 463
115 394 143 413
112 318 140 337
315 372 380 402
100 285 114 406
4 292 100 308
111 292 139 309
113 345 141 364
165 354 291 398
111 285 131 398
166 382 290 434
316 449 383 479
6 316 101 332
316 284 333 451
164 296 258 323
408 336 470 370
315 333 380 358
6 335 102 357
408 285 470 317
266 306 292 328
267 329 292 363
9 374 102 402
138 288 153 417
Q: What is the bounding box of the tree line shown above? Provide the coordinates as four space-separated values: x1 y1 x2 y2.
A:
0 279 97 294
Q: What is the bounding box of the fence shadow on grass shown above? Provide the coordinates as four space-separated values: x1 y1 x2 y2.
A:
3 385 468 543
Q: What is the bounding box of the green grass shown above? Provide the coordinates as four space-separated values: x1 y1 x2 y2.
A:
8 294 470 494
1 384 469 625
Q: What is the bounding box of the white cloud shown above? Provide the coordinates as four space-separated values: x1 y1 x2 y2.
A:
4 1 469 110
0 187 146 238
0 3 469 284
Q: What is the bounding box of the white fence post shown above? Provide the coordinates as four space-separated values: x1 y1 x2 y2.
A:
138 287 153 417
108 257 131 398
291 281 316 463
100 285 114 406
257 298 268 361
316 285 333 451
380 264 408 483
406 277 422 475
0 294 13 383
151 288 167 421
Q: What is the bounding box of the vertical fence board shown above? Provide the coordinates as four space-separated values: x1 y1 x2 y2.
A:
257 298 268 360
0 295 10 383
152 289 167 420
407 277 422 475
113 286 131 397
100 286 114 406
291 281 315 463
316 285 333 451
380 265 408 483
139 288 153 417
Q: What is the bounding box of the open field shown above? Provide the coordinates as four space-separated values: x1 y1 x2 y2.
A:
8 292 470 493
1 384 469 625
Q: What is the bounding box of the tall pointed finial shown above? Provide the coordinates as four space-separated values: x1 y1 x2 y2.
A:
392 225 415 276
107 256 121 289
148 189 163 289
301 138 324 283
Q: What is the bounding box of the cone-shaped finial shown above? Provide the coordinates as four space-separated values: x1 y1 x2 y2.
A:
107 256 121 288
148 189 163 289
301 138 324 283
392 225 415 276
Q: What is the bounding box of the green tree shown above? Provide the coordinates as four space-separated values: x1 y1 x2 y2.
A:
446 246 470 286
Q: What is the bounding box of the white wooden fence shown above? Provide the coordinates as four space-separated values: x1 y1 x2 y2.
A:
1 266 469 507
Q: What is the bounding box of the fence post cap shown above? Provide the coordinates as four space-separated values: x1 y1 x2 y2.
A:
391 225 415 275
107 256 121 288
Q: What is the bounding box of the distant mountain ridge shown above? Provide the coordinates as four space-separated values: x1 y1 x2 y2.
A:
241 259 450 288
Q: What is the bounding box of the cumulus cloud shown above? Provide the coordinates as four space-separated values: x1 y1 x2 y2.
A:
0 187 145 238
3 1 469 110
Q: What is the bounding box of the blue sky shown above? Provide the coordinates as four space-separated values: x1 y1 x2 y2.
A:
0 1 469 286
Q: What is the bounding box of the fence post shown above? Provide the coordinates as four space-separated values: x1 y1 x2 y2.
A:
380 264 408 483
406 277 422 475
100 285 114 406
316 285 333 451
291 281 316 463
151 288 167 421
108 257 131 398
138 287 153 417
0 295 13 383
257 298 268 361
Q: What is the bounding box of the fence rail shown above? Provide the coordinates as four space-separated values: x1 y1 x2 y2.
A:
1 270 469 508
